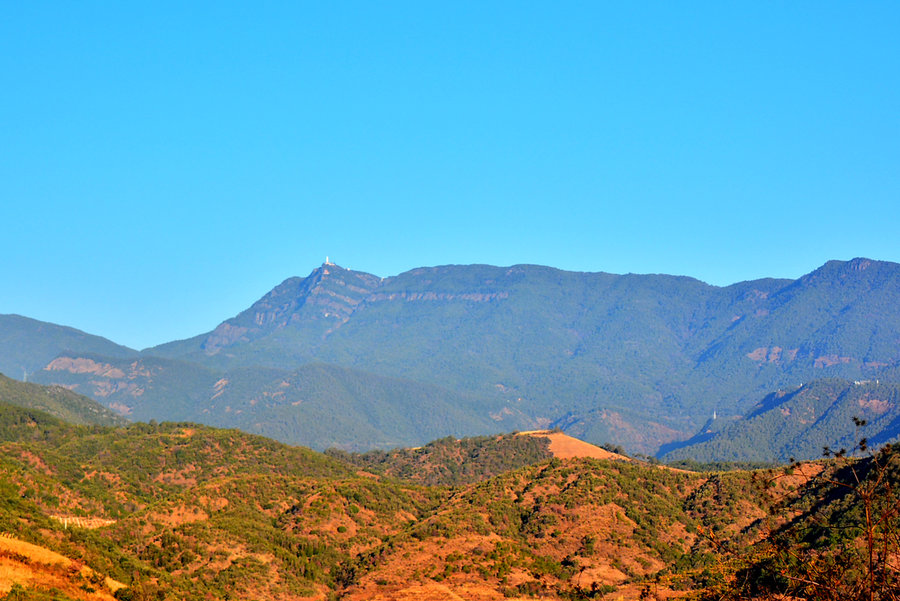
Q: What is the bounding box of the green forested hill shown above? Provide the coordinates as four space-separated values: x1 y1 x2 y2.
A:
0 373 126 426
326 432 554 486
33 355 516 450
0 314 136 378
662 378 900 463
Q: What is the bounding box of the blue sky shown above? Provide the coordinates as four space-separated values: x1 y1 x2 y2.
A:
2 2 898 349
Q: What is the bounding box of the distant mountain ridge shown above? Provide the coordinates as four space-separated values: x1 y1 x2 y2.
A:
0 373 126 427
32 352 515 451
0 314 136 379
661 378 900 463
9 257 900 455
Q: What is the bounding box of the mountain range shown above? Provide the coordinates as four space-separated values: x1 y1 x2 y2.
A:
4 257 900 457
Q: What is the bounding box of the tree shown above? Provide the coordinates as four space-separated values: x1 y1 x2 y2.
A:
711 420 900 600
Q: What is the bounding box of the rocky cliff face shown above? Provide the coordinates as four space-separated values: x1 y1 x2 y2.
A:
200 263 382 354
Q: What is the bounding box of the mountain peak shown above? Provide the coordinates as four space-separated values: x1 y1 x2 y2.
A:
311 259 366 279
764 258 900 303
198 264 382 354
814 256 891 274
317 261 344 277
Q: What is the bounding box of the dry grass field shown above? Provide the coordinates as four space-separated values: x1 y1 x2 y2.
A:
0 534 125 600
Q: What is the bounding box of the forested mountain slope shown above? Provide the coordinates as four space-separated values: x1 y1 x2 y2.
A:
31 355 513 451
0 373 125 426
662 378 900 463
0 314 135 379
15 258 900 455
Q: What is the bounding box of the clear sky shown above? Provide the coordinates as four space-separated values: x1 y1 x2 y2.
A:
2 2 898 349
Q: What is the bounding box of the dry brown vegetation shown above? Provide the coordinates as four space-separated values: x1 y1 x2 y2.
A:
0 534 125 600
1 404 896 601
518 430 630 461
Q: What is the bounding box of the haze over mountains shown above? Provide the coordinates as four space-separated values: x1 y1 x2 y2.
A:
4 257 900 457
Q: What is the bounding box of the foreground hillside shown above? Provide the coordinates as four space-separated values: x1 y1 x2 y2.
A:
4 403 896 600
14 257 900 456
0 407 740 600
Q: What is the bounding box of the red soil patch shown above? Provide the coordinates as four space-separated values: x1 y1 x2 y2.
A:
517 431 630 462
43 357 125 379
859 398 891 414
814 354 852 368
18 450 54 475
